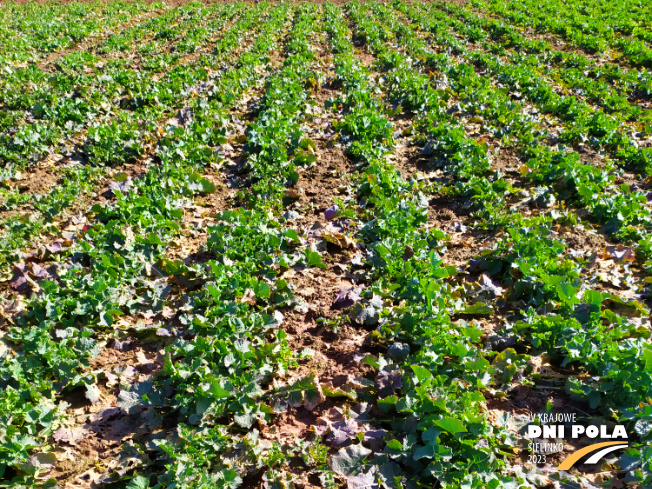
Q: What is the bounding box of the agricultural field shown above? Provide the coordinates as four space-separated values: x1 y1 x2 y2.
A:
0 0 652 487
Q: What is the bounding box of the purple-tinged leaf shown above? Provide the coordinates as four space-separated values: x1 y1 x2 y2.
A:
325 205 339 221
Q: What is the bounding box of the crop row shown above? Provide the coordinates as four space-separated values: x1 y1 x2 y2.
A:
0 2 289 484
379 1 652 273
0 4 243 172
315 4 515 486
419 3 652 179
0 4 254 274
0 1 160 63
429 1 652 127
369 1 652 484
474 0 652 67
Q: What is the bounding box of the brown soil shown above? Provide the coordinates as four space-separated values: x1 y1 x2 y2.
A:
282 272 374 384
301 146 350 216
488 146 522 174
166 159 235 264
356 49 376 68
50 342 165 488
314 84 338 107
0 159 64 221
561 223 610 255
250 43 378 470
7 161 62 195
389 143 429 180
441 223 502 270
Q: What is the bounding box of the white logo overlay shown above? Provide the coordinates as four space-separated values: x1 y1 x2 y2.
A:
524 412 628 470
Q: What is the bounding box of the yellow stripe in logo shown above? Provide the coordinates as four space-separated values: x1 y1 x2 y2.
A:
556 441 628 471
